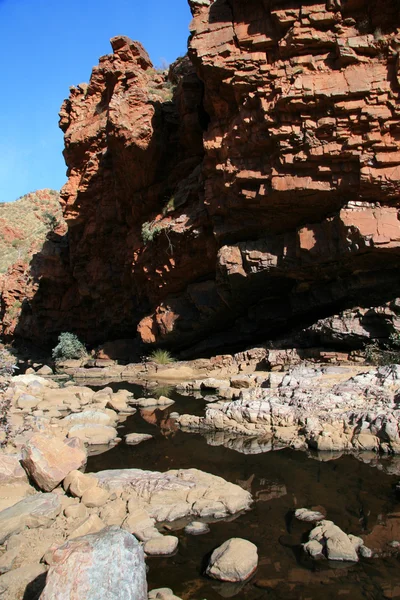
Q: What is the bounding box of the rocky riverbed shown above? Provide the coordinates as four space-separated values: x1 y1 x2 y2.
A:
178 364 400 454
1 363 400 598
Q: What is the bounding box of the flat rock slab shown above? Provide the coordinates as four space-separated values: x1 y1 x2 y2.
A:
21 434 87 492
206 538 258 582
41 526 147 599
137 398 175 408
125 433 153 445
144 535 178 556
0 492 61 544
67 424 118 445
61 410 114 426
93 467 252 523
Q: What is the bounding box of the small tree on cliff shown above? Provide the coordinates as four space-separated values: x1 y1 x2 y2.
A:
52 332 87 360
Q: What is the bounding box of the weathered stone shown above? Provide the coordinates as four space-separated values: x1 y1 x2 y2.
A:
81 486 110 508
64 503 88 520
67 424 118 445
21 434 87 492
307 520 359 562
125 433 153 445
144 535 179 556
41 526 147 599
63 470 98 498
137 397 175 408
295 508 325 522
206 538 258 582
184 521 210 535
148 589 182 600
0 563 47 599
0 455 28 485
68 514 105 540
36 365 53 375
99 498 127 527
303 539 324 559
0 492 61 544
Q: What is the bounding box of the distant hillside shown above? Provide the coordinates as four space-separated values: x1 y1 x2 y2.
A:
0 189 64 273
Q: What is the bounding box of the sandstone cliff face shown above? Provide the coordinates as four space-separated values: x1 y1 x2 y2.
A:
13 1 400 353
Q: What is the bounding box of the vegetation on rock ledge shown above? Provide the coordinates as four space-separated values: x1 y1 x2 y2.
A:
52 332 87 361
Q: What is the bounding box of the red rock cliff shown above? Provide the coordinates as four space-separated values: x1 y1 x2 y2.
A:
14 2 400 353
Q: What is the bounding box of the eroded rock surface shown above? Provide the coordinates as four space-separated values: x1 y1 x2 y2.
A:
178 364 400 453
93 467 252 523
7 0 400 356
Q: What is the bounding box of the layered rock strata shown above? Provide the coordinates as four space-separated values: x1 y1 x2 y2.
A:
11 1 400 353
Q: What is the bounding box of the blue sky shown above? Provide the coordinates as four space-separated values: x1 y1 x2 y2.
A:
0 0 192 202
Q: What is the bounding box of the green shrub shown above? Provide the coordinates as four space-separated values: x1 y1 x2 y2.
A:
52 332 87 360
141 221 163 244
149 349 175 365
42 211 59 231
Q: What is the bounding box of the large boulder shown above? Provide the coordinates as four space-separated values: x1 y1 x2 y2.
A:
40 526 147 599
93 468 252 522
21 434 87 492
206 538 258 582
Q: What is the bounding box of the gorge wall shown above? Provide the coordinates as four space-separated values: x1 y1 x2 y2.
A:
7 0 400 355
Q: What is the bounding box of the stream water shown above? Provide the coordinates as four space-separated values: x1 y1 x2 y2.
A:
87 382 400 600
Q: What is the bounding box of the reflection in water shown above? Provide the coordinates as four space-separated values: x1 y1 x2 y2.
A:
87 381 400 599
140 407 178 439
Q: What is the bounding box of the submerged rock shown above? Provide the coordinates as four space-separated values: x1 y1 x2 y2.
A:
41 526 147 599
184 521 210 535
295 508 325 523
125 433 153 445
206 538 258 582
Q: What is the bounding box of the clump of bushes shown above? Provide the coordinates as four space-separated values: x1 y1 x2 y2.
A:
52 332 87 361
0 343 17 447
141 221 164 244
365 330 400 366
148 349 176 365
42 211 59 231
0 344 17 390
